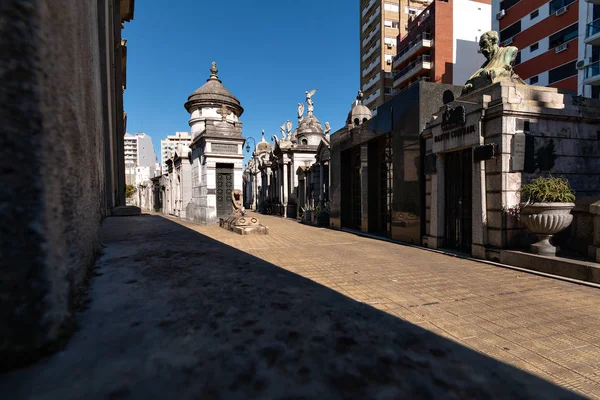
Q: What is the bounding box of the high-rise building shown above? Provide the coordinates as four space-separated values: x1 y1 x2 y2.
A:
124 132 157 185
579 1 600 98
160 132 192 173
392 0 492 93
491 0 579 92
360 0 433 111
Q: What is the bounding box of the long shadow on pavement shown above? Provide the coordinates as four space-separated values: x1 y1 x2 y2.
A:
0 215 585 399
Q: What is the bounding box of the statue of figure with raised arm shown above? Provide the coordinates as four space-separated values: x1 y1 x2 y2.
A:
462 31 525 96
305 88 318 115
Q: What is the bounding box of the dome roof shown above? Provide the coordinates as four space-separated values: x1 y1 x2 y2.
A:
184 62 244 115
296 114 324 136
346 90 372 126
256 131 272 152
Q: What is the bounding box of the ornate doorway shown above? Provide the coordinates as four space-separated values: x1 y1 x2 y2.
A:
216 163 234 217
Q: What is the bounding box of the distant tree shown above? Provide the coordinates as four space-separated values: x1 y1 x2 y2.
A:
126 184 136 198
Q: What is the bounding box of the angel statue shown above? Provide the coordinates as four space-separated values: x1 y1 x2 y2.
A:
325 122 331 135
305 88 318 115
280 123 286 140
286 120 292 134
297 103 305 120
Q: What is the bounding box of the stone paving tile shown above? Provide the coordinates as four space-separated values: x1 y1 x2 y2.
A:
170 212 600 398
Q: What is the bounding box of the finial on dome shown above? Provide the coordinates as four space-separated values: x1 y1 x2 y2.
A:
208 61 220 82
261 129 265 142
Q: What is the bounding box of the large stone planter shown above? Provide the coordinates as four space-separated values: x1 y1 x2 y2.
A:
520 202 575 256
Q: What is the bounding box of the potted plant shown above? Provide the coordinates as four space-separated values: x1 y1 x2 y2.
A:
301 203 314 224
519 176 576 256
315 201 331 226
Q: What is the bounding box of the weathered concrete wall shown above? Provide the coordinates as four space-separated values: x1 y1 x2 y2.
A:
0 0 112 370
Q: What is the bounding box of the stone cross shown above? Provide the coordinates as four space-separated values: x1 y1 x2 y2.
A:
217 105 232 121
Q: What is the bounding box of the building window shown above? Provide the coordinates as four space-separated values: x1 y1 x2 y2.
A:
385 19 399 28
548 60 577 84
514 51 521 65
500 0 520 11
384 3 399 12
530 75 539 84
500 20 521 42
530 42 539 52
549 0 576 14
530 10 539 19
548 23 578 49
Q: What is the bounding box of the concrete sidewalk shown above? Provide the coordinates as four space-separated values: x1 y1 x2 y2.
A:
0 214 587 399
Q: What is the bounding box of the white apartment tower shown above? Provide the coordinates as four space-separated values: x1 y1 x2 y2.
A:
123 132 157 185
160 132 192 173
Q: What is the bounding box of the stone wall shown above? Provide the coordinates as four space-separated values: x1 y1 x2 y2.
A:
0 0 125 370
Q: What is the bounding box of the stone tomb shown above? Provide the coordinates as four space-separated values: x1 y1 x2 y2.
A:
422 82 600 261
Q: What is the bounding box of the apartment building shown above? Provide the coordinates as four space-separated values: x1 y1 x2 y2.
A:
160 132 192 173
492 0 581 92
124 132 157 185
392 0 492 93
579 0 600 98
360 0 433 111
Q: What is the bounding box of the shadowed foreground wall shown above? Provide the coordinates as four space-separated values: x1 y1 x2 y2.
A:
0 0 125 370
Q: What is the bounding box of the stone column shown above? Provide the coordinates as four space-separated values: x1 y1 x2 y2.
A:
283 161 289 217
319 162 324 202
428 154 445 249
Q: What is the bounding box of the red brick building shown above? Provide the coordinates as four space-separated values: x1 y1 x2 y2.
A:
392 0 492 93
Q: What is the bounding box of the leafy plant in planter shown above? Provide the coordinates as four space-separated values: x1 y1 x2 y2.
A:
301 203 315 223
315 201 331 226
518 176 576 256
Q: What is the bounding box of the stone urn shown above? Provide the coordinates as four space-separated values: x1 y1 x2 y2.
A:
520 202 575 256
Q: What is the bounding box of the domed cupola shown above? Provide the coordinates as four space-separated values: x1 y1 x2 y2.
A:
256 130 272 153
184 62 244 139
184 62 243 115
346 90 372 127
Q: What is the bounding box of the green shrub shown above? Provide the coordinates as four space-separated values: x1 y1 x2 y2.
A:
520 176 575 203
126 184 136 199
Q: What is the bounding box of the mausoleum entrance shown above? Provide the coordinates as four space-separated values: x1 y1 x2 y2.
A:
443 149 473 253
216 163 234 217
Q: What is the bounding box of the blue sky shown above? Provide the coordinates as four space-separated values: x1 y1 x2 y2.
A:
123 0 359 165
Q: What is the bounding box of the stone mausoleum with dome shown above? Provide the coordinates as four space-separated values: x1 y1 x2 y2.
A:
246 89 330 218
184 62 246 224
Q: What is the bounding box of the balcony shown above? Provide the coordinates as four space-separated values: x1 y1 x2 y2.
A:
393 54 432 88
392 33 432 70
362 39 380 62
362 25 381 48
584 60 600 86
585 19 600 46
362 55 381 77
362 73 381 92
363 88 381 106
362 7 380 33
361 0 376 17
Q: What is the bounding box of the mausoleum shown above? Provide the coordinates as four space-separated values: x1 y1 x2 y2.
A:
184 63 246 224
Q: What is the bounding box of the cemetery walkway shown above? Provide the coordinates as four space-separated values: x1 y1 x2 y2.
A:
1 212 599 399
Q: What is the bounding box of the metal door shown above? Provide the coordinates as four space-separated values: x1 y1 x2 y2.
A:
444 149 472 252
216 164 234 217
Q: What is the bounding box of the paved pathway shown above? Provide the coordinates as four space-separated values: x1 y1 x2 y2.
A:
177 212 600 398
